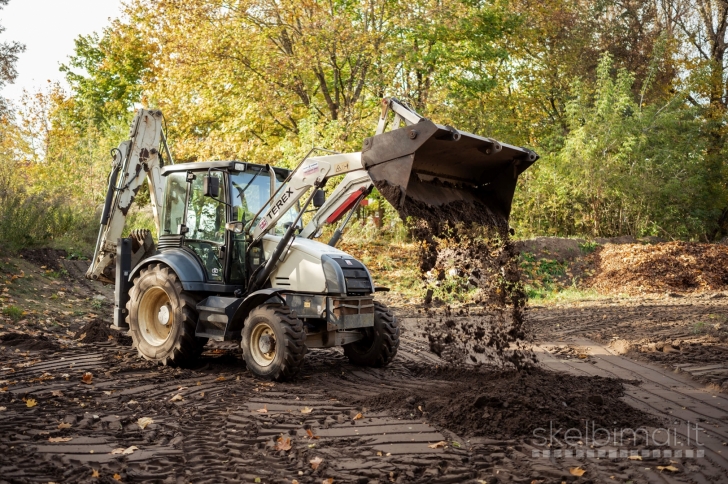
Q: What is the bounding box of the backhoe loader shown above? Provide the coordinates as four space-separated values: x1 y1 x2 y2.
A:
86 99 537 381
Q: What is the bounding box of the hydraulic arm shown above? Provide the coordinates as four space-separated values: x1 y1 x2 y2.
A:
86 109 167 284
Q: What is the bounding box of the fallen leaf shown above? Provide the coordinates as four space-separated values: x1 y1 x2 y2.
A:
111 445 138 455
113 473 121 481
569 467 586 476
0 406 5 411
275 436 292 451
81 372 93 384
377 451 383 456
657 465 679 472
452 441 461 448
170 394 183 402
92 469 99 478
216 376 225 382
256 405 268 413
78 333 86 340
137 417 153 429
58 422 71 429
310 456 324 470
51 390 63 397
103 391 112 396
301 406 313 414
306 428 320 439
48 437 72 442
352 413 363 420
628 455 642 461
428 441 447 448
25 398 37 408
322 478 333 484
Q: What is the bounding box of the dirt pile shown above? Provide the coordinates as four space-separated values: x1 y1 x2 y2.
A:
17 248 67 271
353 367 655 439
74 319 132 345
0 332 61 351
588 242 728 294
379 181 533 369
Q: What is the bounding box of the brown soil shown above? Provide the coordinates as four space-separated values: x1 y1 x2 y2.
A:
74 319 132 346
346 367 656 439
587 242 728 294
0 332 60 352
17 248 69 271
2 253 728 482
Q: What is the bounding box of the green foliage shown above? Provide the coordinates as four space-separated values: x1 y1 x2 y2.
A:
512 53 719 240
579 241 599 254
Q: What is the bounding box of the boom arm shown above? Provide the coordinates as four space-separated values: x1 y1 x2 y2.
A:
250 152 366 243
86 109 166 284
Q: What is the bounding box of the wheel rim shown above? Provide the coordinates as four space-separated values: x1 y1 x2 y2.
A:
138 287 174 346
250 322 277 367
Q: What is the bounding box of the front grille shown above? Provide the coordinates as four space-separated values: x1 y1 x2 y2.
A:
334 258 373 294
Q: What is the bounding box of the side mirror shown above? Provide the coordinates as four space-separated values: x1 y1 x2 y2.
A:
313 189 325 208
203 175 220 198
225 221 244 234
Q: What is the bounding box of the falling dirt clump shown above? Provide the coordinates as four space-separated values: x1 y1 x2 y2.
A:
588 242 728 294
0 332 61 351
74 319 132 346
352 367 656 439
379 179 534 369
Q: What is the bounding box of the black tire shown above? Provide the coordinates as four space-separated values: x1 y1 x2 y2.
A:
241 303 306 381
343 301 399 367
126 263 206 366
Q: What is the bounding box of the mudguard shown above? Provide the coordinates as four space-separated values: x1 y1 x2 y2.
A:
128 248 206 290
225 288 288 334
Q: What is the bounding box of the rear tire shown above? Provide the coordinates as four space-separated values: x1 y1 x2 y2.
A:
343 301 399 367
127 264 206 366
241 303 306 381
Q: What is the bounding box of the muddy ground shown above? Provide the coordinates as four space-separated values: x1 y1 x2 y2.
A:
2 252 728 483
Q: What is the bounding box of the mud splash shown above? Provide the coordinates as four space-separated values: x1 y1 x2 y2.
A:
378 181 534 369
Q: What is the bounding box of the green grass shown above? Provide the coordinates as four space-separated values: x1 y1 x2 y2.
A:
579 241 600 254
2 305 23 320
525 282 601 303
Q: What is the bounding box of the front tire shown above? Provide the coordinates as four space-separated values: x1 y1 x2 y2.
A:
127 264 206 366
343 301 399 367
241 303 306 381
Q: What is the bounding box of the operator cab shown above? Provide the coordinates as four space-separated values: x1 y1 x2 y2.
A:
159 161 299 288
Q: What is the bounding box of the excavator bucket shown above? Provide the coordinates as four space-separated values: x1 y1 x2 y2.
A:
361 119 538 221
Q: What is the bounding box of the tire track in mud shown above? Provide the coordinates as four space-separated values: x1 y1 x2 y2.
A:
536 342 728 481
4 306 726 483
1 342 474 483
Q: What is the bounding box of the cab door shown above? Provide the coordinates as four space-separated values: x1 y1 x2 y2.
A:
183 171 227 282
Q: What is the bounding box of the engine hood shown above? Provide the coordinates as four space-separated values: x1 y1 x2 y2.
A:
261 235 374 295
261 234 349 259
